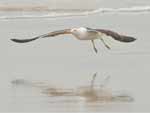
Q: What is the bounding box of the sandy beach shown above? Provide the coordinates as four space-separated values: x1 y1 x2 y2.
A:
1 0 150 112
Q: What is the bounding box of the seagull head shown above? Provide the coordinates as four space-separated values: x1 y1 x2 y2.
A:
71 27 87 34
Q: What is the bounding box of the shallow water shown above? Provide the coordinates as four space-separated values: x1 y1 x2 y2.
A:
10 74 134 112
0 0 150 19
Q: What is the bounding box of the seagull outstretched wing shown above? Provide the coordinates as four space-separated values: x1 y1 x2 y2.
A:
95 29 136 42
11 29 71 43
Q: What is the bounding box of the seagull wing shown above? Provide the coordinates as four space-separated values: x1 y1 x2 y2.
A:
95 29 136 42
11 29 71 43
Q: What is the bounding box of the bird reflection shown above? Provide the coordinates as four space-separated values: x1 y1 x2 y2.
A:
11 73 134 103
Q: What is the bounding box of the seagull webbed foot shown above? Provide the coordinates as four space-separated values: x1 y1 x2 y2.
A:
94 47 98 53
91 40 98 54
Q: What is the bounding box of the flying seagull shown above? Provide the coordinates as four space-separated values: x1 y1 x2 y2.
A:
11 27 136 53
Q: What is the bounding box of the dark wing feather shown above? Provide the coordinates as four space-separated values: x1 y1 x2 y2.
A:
11 29 71 43
11 37 39 43
95 29 136 42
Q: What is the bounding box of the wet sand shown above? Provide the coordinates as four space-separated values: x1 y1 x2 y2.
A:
11 73 134 112
1 11 150 112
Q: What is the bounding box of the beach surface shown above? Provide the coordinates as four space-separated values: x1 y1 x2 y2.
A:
1 0 150 112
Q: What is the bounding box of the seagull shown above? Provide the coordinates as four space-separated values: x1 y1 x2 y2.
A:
11 27 136 53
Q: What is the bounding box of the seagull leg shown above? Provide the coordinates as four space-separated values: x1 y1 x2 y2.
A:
91 40 98 53
99 37 111 50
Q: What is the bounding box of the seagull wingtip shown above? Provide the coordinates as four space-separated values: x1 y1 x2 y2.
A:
10 38 16 42
10 38 19 43
10 38 25 43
